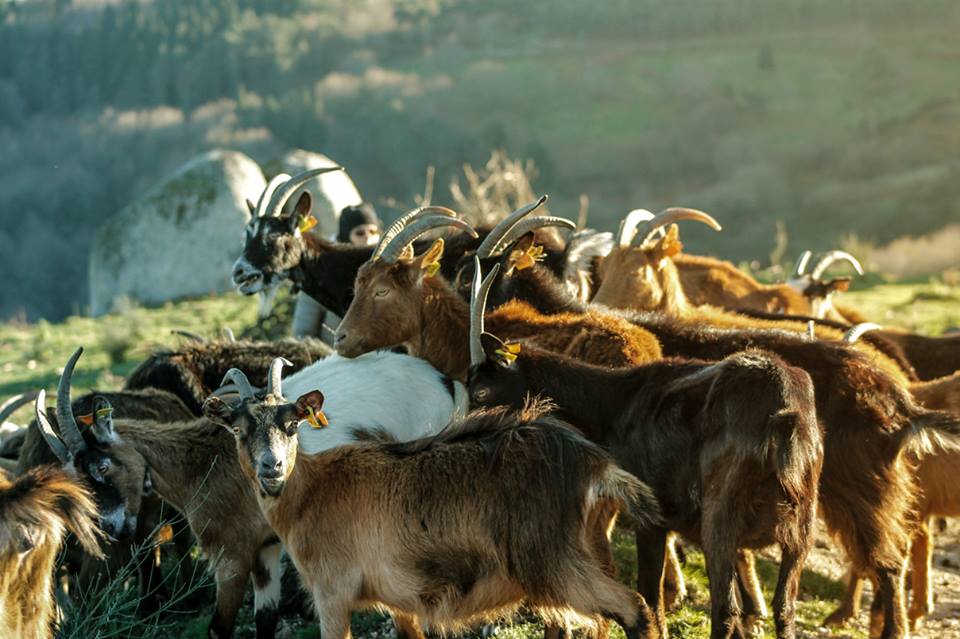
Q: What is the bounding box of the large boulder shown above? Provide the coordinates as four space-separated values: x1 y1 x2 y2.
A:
89 149 265 315
264 149 363 239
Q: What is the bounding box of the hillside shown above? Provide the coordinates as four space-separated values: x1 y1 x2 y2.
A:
1 0 959 320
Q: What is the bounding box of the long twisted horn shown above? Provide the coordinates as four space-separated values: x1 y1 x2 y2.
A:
475 196 549 258
469 257 501 368
220 369 256 400
0 390 39 424
254 173 291 218
631 208 722 247
377 214 477 264
843 322 882 344
372 205 457 261
489 216 575 257
264 167 344 219
616 209 655 248
35 390 71 464
266 358 292 398
793 250 813 277
811 250 864 280
56 347 88 457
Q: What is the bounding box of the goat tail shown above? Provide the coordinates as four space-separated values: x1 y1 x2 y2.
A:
0 464 104 558
594 465 662 532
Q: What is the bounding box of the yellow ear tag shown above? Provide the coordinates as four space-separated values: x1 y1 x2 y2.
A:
96 407 113 420
424 260 441 278
305 406 329 429
507 244 545 274
297 214 318 234
494 341 522 364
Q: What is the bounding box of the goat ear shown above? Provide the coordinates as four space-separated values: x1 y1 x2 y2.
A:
202 396 234 428
245 199 256 216
295 391 327 426
823 277 851 294
416 238 445 276
651 224 683 264
143 468 154 497
89 396 118 446
289 192 316 235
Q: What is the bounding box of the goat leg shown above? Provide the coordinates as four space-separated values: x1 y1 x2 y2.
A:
735 549 767 634
634 528 669 638
252 540 283 638
824 567 862 627
662 535 687 610
907 518 934 629
871 564 909 639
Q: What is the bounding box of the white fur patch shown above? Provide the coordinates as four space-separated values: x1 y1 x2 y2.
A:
254 543 284 610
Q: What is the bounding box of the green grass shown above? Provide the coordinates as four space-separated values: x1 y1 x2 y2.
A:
5 278 951 637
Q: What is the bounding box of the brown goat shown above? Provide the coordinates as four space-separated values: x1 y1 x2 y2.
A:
591 217 960 416
0 464 102 639
467 260 823 639
335 202 661 380
203 368 661 639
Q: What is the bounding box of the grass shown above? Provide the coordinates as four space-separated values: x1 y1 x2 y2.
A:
5 277 955 637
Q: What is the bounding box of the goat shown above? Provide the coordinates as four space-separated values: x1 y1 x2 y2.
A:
203 363 661 639
471 249 960 639
125 336 332 415
0 464 102 639
43 345 461 639
590 211 960 416
334 200 662 380
467 259 823 639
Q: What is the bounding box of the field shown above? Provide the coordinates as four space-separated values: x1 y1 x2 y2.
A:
2 276 958 638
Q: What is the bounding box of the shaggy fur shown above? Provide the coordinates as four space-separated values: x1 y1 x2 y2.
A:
204 395 660 639
0 465 102 639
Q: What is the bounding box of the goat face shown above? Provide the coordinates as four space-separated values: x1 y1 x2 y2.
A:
335 239 445 357
203 391 323 497
232 192 312 297
592 225 684 311
467 335 530 410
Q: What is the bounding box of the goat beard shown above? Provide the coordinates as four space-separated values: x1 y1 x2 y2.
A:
258 282 283 318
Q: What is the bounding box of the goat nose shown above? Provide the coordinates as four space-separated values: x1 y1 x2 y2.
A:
259 457 283 476
334 331 346 346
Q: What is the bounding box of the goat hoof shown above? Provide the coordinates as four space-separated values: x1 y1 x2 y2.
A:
742 615 764 638
822 607 852 627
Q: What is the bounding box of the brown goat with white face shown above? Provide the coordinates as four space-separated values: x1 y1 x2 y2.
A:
0 465 102 639
335 200 662 380
204 363 662 639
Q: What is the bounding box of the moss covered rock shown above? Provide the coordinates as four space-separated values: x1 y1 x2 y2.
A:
88 150 265 315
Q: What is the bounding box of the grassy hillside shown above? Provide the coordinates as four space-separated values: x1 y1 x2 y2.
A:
2 0 959 320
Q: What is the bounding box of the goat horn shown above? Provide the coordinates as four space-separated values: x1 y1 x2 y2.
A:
469 257 501 368
35 389 72 464
254 173 291 218
55 347 87 457
793 250 813 277
489 216 576 257
372 205 457 262
811 250 864 280
632 208 721 247
0 390 39 425
266 357 292 398
220 368 256 400
264 167 344 219
843 322 882 344
616 209 655 248
475 196 549 258
171 329 207 343
378 215 477 264
807 321 816 340
222 326 236 342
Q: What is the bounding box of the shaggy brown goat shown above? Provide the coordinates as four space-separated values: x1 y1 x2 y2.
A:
0 464 102 639
590 214 960 416
335 201 662 380
467 260 823 639
204 364 661 639
474 254 960 639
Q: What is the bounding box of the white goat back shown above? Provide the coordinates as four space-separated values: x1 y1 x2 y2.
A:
282 350 459 455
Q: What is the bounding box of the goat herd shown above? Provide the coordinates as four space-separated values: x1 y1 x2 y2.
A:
2 166 959 639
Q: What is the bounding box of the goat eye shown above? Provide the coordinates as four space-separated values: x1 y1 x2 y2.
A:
232 426 242 436
474 389 488 401
98 461 110 475
374 288 389 298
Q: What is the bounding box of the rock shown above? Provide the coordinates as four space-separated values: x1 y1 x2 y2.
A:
89 149 265 315
264 149 363 240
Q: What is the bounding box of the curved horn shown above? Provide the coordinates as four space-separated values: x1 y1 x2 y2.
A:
253 173 291 218
843 322 882 344
56 347 87 457
811 250 864 280
372 205 457 262
222 326 236 343
475 196 549 258
35 389 71 464
617 209 655 248
378 215 477 264
264 167 344 219
266 357 292 398
171 329 207 343
490 216 576 257
806 321 816 340
220 368 256 400
793 250 813 277
632 208 722 247
0 390 39 425
469 257 501 368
